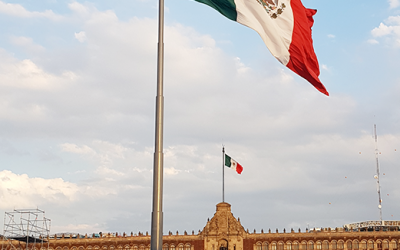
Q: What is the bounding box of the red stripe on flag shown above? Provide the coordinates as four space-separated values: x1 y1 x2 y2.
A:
236 162 243 174
287 0 329 96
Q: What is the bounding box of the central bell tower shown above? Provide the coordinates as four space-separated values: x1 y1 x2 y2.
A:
202 203 246 250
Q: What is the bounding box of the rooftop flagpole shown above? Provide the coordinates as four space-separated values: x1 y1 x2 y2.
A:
151 0 164 248
222 146 225 203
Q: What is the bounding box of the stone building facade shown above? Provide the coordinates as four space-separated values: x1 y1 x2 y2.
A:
2 202 400 250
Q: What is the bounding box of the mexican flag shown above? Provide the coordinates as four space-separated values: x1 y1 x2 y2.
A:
225 154 243 174
194 0 329 96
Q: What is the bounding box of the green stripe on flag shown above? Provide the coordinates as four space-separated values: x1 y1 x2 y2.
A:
194 0 237 21
225 154 232 167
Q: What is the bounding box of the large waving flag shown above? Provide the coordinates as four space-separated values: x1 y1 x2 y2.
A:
225 154 243 174
194 0 329 96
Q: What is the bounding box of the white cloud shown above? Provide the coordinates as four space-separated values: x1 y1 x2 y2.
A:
371 16 400 47
74 31 87 43
368 39 379 44
69 1 87 12
389 0 400 9
327 34 335 38
0 50 72 91
165 167 181 175
51 223 106 235
0 170 79 209
9 36 45 53
61 143 96 155
61 141 150 178
372 23 394 37
0 1 62 20
95 166 125 176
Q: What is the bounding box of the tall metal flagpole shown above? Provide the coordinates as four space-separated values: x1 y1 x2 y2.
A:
151 0 164 248
222 147 225 203
373 124 383 221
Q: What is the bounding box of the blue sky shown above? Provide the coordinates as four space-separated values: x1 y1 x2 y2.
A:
1 0 400 236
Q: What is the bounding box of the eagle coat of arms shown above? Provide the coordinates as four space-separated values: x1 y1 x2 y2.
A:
256 0 286 19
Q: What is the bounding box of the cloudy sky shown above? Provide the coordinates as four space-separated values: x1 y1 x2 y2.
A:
1 0 400 236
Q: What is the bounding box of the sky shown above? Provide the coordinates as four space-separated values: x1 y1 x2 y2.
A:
0 0 400 237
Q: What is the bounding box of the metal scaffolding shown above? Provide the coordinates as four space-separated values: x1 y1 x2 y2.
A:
1 209 51 250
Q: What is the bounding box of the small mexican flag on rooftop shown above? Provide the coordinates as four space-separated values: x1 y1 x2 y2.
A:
225 154 243 174
194 0 329 96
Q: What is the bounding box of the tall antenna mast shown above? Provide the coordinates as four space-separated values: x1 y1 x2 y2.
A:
373 124 383 221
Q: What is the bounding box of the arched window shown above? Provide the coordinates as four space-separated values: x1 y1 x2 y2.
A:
272 243 277 250
354 241 359 250
323 241 329 250
331 242 337 250
317 242 322 250
309 242 314 250
302 242 307 250
383 241 389 250
170 245 175 250
293 242 299 250
185 244 191 250
287 242 292 250
360 241 366 250
392 241 398 250
377 242 382 250
139 245 144 250
348 241 352 250
178 244 184 250
257 243 262 250
278 242 284 250
133 246 138 250
338 241 344 250
368 241 374 250
263 243 269 250
163 245 168 250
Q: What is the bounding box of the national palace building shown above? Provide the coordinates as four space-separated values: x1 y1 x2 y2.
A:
2 202 400 250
